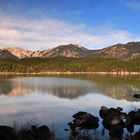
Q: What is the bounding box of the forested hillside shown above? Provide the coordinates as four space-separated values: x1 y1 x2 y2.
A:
0 57 140 73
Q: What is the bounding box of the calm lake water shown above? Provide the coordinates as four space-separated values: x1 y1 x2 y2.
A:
0 75 140 139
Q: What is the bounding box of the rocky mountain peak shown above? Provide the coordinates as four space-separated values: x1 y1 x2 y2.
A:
2 47 32 58
95 41 140 59
42 44 92 58
1 42 140 59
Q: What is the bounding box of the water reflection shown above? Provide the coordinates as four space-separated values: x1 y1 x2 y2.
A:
0 76 140 139
0 77 95 98
0 76 140 101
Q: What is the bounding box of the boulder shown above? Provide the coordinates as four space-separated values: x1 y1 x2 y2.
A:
73 112 99 129
134 110 140 124
102 114 124 129
68 111 99 136
125 111 135 126
125 110 140 126
99 106 124 119
100 106 125 129
99 106 110 119
73 111 87 119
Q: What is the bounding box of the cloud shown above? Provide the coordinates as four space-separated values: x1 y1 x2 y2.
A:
123 0 140 9
0 14 139 50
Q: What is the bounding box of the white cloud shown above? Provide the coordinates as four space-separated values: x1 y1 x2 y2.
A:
123 0 140 9
0 14 138 50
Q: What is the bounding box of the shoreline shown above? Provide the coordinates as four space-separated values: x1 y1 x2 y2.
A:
1 106 140 140
0 71 140 75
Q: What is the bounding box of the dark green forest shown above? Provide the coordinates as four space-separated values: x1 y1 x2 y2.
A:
0 57 140 73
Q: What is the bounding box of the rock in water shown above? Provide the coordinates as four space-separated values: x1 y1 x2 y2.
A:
126 130 140 140
100 106 126 139
133 94 140 98
99 106 110 119
73 112 99 129
109 125 124 140
72 111 87 119
125 111 135 126
68 111 99 136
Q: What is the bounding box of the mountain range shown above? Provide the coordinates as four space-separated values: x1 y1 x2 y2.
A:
1 42 140 60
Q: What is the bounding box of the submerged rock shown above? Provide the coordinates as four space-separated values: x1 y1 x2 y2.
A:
109 125 124 140
64 128 69 131
126 124 134 133
126 130 140 140
133 94 140 98
68 122 76 132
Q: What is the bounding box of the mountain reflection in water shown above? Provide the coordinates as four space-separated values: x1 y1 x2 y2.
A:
0 75 140 139
0 77 95 98
0 76 140 101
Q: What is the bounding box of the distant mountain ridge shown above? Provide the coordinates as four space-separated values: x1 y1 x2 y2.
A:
41 44 95 58
95 42 140 59
1 42 140 59
0 49 18 59
2 47 32 58
1 44 96 59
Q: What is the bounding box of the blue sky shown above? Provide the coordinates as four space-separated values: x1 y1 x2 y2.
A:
0 0 140 50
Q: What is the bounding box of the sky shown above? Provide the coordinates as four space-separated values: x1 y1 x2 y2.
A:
0 0 140 50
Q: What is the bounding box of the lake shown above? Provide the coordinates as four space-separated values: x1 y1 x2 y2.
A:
0 75 140 139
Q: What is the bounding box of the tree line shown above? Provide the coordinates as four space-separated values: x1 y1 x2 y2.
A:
0 57 140 73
